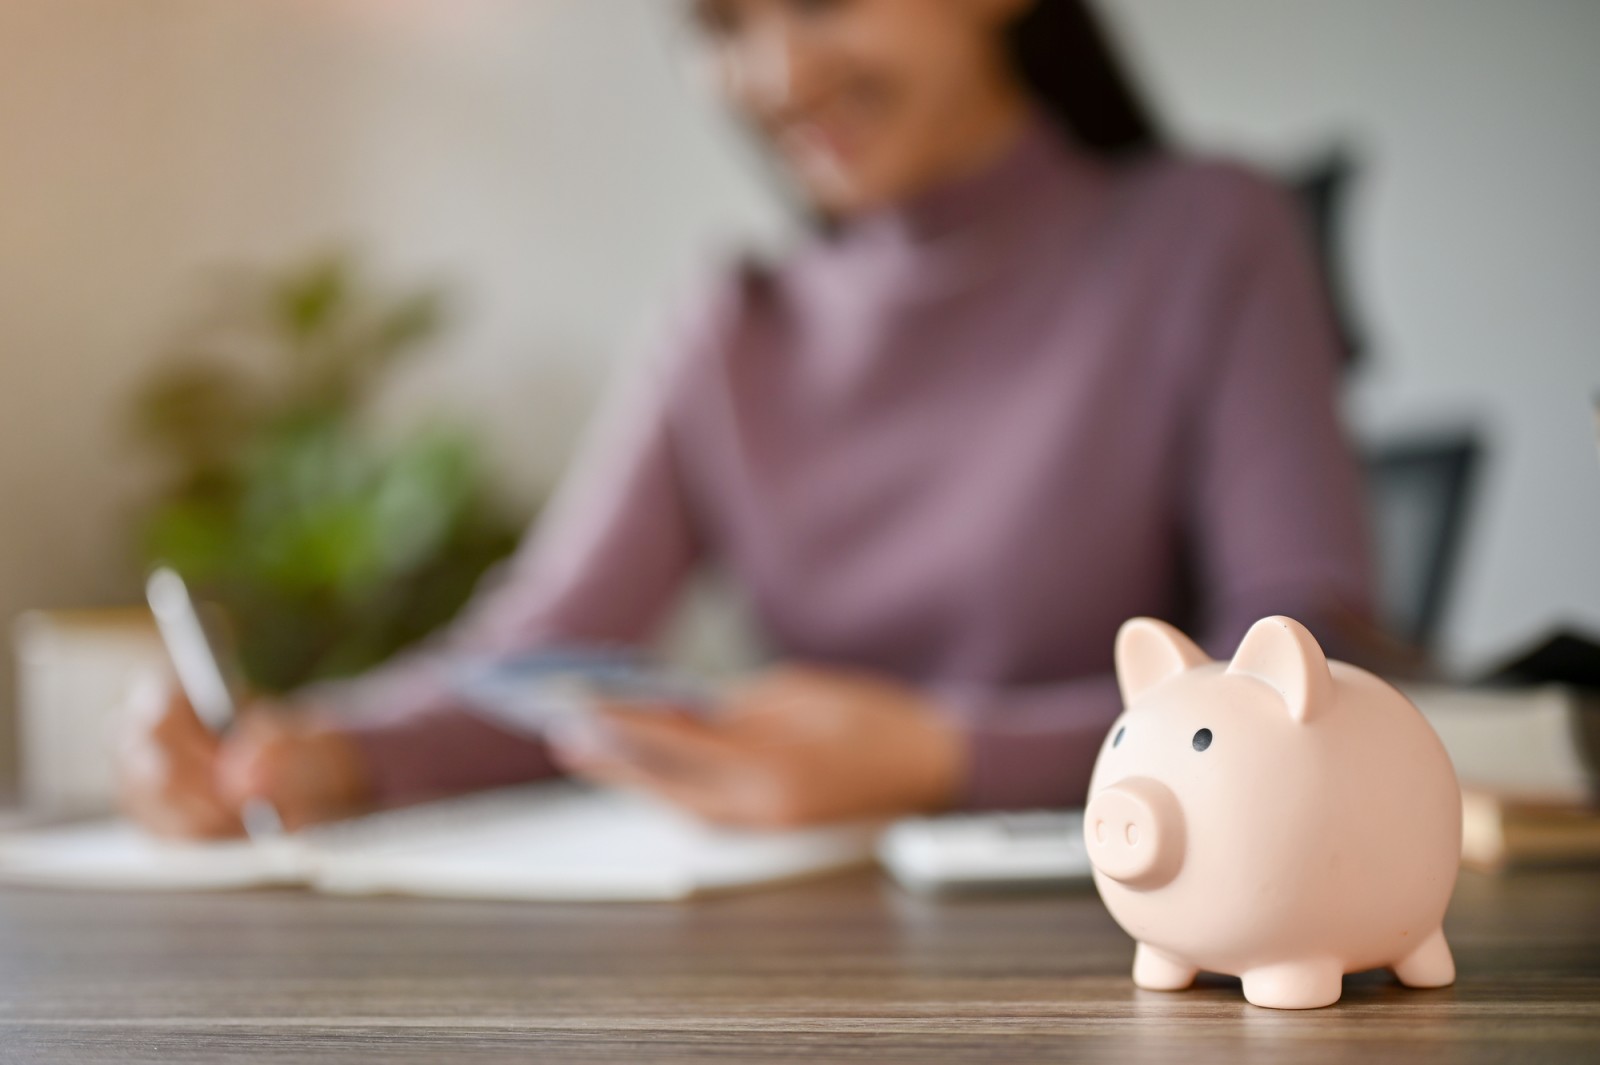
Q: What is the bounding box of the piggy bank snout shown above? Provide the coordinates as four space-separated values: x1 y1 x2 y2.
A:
1084 777 1185 889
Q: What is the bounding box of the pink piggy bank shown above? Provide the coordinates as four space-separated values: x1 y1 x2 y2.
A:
1083 615 1461 1009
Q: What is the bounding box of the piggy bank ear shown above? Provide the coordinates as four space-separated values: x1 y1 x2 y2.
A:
1225 616 1334 723
1115 618 1210 705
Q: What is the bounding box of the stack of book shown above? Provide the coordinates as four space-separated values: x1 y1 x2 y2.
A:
1410 682 1600 871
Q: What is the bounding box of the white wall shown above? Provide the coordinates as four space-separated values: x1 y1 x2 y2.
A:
1101 0 1600 670
0 0 1595 790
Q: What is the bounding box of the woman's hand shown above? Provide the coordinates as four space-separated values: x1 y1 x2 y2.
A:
551 665 966 828
116 674 374 838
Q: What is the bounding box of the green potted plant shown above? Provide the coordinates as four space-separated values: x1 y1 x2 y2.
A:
132 252 524 693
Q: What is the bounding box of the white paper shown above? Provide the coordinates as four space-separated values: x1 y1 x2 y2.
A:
0 783 882 901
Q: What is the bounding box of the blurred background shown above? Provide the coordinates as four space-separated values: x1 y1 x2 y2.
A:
1 0 1597 802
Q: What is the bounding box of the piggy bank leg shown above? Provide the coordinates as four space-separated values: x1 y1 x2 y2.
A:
1391 927 1455 989
1240 959 1344 1009
1132 943 1197 991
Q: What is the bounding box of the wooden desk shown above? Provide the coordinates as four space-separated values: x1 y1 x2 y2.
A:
0 868 1596 1063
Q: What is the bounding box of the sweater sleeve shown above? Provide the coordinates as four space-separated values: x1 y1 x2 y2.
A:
936 175 1374 811
302 288 724 806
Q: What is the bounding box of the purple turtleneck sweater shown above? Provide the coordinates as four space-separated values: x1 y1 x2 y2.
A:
321 120 1373 811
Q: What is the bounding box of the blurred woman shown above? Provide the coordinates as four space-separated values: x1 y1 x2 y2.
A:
120 0 1371 837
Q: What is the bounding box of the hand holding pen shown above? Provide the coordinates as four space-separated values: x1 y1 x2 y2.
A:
117 569 372 840
116 673 374 840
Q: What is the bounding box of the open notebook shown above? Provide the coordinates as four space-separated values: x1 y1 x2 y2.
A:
0 783 883 901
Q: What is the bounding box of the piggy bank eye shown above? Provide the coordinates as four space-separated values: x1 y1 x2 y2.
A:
1112 726 1126 748
1192 728 1213 752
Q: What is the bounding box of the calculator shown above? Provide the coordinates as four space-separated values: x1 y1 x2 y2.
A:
877 810 1093 893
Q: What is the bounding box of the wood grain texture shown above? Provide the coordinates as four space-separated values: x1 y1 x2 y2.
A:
0 868 1596 1064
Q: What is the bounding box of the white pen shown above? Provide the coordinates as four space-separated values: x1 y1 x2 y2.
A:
145 566 285 839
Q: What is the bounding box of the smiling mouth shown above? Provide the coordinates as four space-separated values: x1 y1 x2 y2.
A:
780 119 851 165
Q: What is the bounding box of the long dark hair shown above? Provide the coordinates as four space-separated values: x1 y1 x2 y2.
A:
1007 0 1163 157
